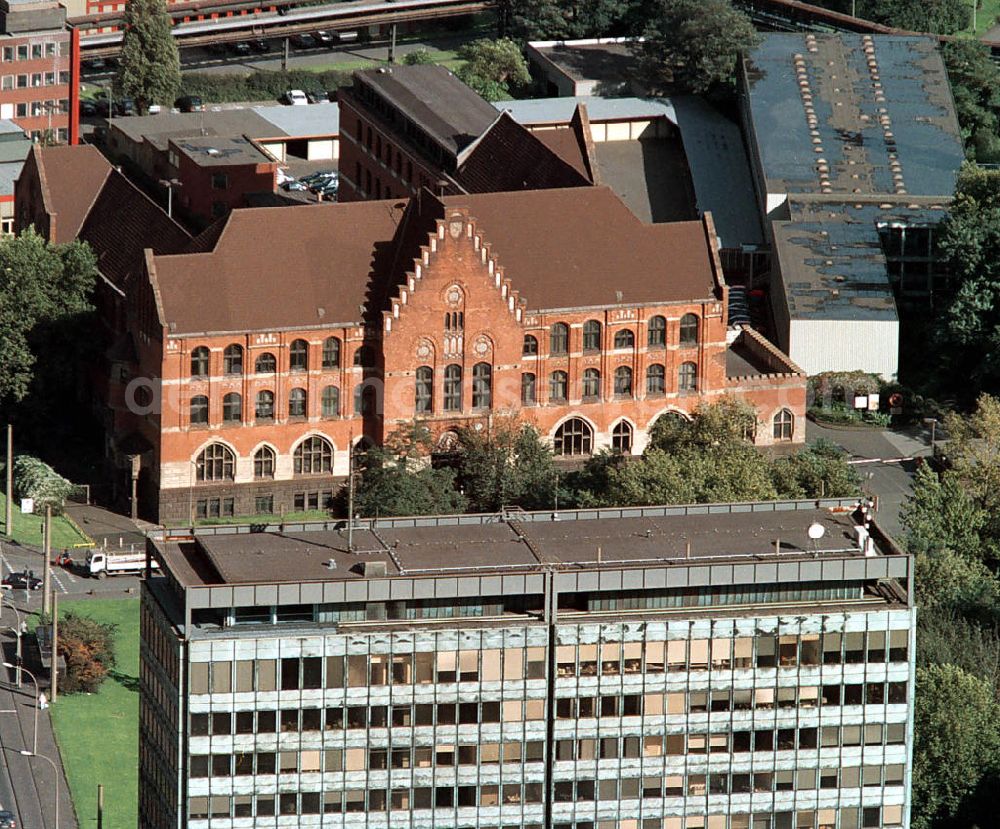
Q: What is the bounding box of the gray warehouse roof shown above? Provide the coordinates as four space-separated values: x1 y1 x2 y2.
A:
773 197 947 321
253 101 339 137
495 96 677 126
156 501 885 588
744 33 963 199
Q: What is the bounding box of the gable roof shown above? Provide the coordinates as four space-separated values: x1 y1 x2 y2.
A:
30 145 112 243
149 187 719 336
78 170 191 291
454 111 592 193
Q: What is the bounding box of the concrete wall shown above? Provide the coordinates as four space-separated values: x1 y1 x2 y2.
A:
788 318 899 380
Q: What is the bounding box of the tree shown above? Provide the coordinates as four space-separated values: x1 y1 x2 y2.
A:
809 0 970 33
900 461 988 559
932 167 1000 400
58 613 118 694
911 664 1000 829
0 230 96 407
496 0 633 39
456 417 558 513
770 439 861 499
635 0 759 95
351 424 467 518
943 40 1000 163
402 48 435 66
114 0 181 114
456 38 531 101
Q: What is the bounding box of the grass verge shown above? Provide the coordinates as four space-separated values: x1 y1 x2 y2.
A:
50 598 139 829
0 492 90 550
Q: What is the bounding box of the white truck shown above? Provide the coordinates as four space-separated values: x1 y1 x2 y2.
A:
85 550 159 579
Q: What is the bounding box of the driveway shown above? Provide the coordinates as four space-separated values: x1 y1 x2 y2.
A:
806 419 932 541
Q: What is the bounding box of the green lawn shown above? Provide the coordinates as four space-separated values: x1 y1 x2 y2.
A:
959 0 1000 36
0 492 90 550
50 599 139 829
301 51 464 74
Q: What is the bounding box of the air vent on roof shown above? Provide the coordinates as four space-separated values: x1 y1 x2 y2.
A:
360 561 387 577
325 558 337 570
207 148 220 156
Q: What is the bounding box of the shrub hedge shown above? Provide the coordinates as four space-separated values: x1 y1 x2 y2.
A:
178 69 352 104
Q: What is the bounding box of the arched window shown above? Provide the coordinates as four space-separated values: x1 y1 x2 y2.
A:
289 339 309 372
444 311 464 331
196 443 235 482
773 408 794 441
522 335 538 356
256 390 274 420
472 362 492 409
583 320 601 352
550 322 569 355
679 361 697 392
521 373 536 405
355 383 377 416
554 418 593 456
289 388 307 418
255 352 276 374
444 364 462 411
190 346 209 377
646 364 666 396
648 316 666 347
415 366 433 413
612 421 633 454
353 345 374 368
321 386 340 418
322 337 341 369
549 370 568 402
190 395 208 425
614 366 633 398
680 314 699 346
582 368 601 401
613 329 635 349
294 436 333 475
222 392 242 423
223 344 243 375
254 446 275 479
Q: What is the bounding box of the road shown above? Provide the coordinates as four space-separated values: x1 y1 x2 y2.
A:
806 419 931 541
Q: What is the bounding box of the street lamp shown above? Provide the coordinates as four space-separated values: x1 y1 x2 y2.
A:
13 749 58 829
158 178 182 218
3 662 39 754
923 417 939 453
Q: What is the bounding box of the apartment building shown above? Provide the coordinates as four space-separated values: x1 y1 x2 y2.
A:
0 0 79 143
139 498 914 829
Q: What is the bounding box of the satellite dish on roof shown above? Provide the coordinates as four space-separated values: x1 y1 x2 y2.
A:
808 522 826 540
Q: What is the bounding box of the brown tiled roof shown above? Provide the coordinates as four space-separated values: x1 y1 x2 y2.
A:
455 112 592 193
150 187 718 335
532 127 592 181
78 170 191 291
32 145 111 244
152 200 406 334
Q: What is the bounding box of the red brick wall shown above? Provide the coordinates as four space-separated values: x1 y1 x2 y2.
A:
0 31 72 140
173 149 278 222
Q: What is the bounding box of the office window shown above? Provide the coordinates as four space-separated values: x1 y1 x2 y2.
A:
523 334 538 355
550 322 569 355
614 366 633 398
212 173 228 190
222 392 242 423
648 315 666 346
190 395 208 425
647 363 665 395
288 387 307 418
322 336 341 368
549 370 568 402
190 346 209 377
583 320 601 351
254 446 275 479
521 372 536 405
196 444 234 481
554 417 592 456
322 386 340 418
612 421 633 453
773 408 794 441
289 339 309 371
679 361 697 392
223 344 243 374
255 390 274 420
294 436 333 474
443 364 462 411
613 329 634 349
679 313 699 345
583 368 600 400
255 352 276 373
472 362 492 409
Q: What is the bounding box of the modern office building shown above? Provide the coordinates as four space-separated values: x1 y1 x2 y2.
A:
139 497 915 829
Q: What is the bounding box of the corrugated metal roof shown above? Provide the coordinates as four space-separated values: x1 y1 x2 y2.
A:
745 33 963 199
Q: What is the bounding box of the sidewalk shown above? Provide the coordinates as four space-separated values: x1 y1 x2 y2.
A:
0 633 76 829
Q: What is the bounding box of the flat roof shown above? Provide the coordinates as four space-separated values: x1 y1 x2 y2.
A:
744 33 963 199
353 65 499 157
171 135 272 166
773 197 947 321
253 101 339 138
531 39 639 84
495 96 676 126
157 502 883 588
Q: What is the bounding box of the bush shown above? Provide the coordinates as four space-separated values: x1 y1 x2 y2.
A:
178 69 352 104
58 613 118 694
11 454 72 514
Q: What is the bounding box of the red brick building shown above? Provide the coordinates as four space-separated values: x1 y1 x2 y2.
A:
0 0 79 143
105 185 806 522
338 65 594 202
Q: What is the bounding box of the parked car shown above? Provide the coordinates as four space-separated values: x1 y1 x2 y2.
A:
79 99 97 117
282 89 309 106
314 30 334 46
0 809 16 829
116 97 135 116
251 38 269 52
83 57 106 72
1 571 42 591
229 41 252 56
281 179 308 191
175 95 205 112
305 89 327 104
291 33 316 49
